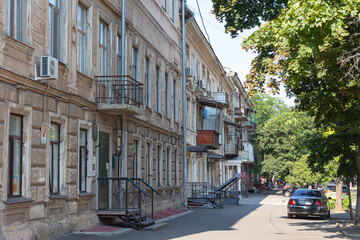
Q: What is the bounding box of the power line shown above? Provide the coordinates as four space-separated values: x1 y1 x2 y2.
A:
195 0 211 44
187 5 226 32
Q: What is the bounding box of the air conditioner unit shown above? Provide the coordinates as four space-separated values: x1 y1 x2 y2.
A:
40 56 58 79
185 67 194 78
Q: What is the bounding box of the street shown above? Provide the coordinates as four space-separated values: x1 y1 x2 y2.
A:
58 192 352 240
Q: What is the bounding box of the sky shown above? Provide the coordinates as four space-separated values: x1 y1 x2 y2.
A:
186 0 295 106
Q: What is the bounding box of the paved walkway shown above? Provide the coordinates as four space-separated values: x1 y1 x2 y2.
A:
58 192 359 240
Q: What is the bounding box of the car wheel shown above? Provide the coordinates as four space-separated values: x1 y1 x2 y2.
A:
287 214 293 219
285 191 291 197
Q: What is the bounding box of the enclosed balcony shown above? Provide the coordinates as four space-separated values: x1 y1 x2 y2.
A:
234 107 248 122
197 130 219 149
225 143 239 157
238 150 249 159
213 92 229 106
95 75 144 115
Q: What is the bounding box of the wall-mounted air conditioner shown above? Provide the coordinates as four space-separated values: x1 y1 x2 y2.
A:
40 56 58 79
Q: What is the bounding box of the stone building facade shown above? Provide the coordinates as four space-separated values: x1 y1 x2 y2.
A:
0 0 184 239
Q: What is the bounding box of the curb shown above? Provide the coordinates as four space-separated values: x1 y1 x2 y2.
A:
155 210 194 224
73 228 132 237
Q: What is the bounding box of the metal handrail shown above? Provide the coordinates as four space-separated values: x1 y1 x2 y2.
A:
131 178 161 195
97 177 148 196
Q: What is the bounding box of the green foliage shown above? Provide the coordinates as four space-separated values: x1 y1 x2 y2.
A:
257 111 315 179
212 0 288 37
251 92 290 129
285 155 338 186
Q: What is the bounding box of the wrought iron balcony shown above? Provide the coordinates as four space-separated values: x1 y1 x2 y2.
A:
234 107 248 122
213 92 229 106
95 75 144 115
197 130 219 149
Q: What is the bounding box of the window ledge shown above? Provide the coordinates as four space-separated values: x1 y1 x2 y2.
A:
4 197 33 205
49 194 69 200
77 71 93 83
79 192 95 198
3 35 34 60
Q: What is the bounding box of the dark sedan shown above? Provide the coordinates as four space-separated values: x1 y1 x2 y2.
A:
287 189 330 219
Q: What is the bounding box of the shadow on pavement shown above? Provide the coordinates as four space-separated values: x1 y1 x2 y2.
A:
57 193 271 240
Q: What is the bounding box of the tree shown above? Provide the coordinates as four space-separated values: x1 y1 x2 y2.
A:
257 111 315 180
251 92 289 129
213 0 360 224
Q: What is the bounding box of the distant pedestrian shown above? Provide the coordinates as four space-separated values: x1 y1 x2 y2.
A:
268 181 272 190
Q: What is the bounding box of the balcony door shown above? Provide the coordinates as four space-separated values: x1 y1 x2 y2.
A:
98 131 109 209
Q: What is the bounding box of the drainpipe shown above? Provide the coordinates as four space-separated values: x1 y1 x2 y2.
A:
182 0 187 204
121 0 126 177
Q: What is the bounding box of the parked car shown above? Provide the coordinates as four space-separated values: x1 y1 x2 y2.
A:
283 185 297 197
287 189 330 219
323 184 349 199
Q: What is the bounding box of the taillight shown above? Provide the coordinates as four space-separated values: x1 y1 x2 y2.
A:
316 200 321 206
289 200 295 205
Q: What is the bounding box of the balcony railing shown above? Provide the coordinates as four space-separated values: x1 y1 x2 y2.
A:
95 75 144 115
197 130 219 149
213 92 229 106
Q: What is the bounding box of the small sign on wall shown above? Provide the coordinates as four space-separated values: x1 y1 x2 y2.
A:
41 124 47 144
92 123 98 140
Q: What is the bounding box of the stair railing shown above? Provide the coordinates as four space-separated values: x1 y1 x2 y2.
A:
130 178 161 220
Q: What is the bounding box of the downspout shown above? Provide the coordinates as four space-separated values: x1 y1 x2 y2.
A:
121 0 126 177
182 0 187 204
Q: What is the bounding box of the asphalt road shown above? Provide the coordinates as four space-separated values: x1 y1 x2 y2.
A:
58 192 352 240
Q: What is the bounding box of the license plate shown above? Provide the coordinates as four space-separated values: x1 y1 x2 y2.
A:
298 200 312 205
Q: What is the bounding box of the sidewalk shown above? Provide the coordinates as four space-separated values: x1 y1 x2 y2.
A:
65 208 192 238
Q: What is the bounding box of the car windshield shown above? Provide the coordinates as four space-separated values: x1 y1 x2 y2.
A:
293 190 321 197
327 186 336 191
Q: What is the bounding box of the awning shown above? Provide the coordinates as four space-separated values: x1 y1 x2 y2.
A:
207 153 224 160
197 98 224 108
187 146 207 152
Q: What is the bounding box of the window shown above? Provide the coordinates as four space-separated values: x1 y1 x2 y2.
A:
155 66 161 113
166 148 170 186
50 123 60 194
99 20 108 75
157 146 161 186
132 47 138 80
8 114 23 197
49 0 60 59
79 129 87 192
165 73 170 118
196 62 200 80
116 35 122 75
173 78 178 121
132 140 138 178
146 143 151 183
192 103 196 130
145 58 151 107
77 4 87 74
8 0 25 41
171 0 175 21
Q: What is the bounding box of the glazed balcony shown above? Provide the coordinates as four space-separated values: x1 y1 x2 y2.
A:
234 107 248 122
95 75 144 115
225 143 239 157
238 150 249 159
196 130 219 149
213 92 229 106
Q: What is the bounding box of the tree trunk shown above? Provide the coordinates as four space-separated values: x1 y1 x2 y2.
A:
335 177 343 211
355 149 360 225
346 180 353 220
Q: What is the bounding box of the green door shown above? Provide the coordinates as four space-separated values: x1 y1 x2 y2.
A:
98 131 109 209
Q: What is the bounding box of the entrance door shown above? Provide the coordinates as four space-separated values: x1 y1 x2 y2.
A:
98 131 109 209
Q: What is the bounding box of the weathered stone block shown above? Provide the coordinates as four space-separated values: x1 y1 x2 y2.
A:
29 204 45 220
0 102 6 121
128 122 136 133
0 123 4 142
37 149 46 166
67 151 77 168
6 86 18 103
32 110 42 129
32 128 41 146
30 168 46 185
68 118 78 135
30 92 44 110
67 185 77 198
47 97 56 113
67 135 77 152
59 102 67 115
67 201 78 214
69 104 84 120
67 169 77 184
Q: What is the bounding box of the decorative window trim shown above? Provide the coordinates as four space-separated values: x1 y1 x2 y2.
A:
3 36 34 60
